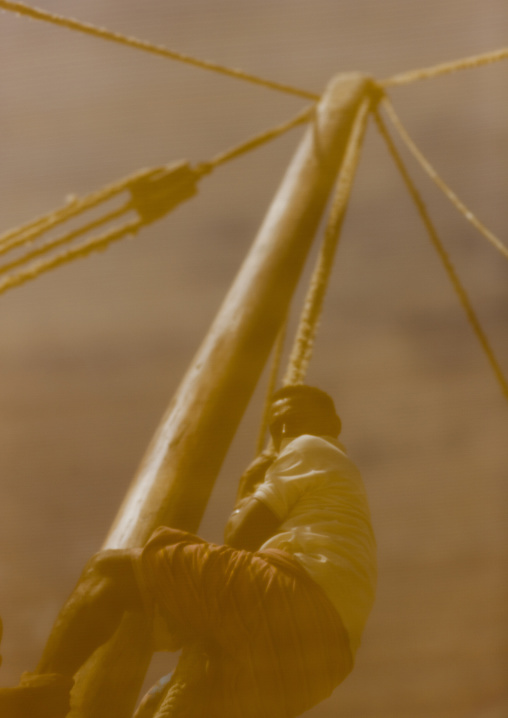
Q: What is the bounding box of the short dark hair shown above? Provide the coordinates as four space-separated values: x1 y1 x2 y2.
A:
268 384 341 441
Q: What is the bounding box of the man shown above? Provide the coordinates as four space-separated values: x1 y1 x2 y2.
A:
33 385 377 717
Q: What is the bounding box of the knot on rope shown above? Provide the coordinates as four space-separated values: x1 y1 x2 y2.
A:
129 162 200 224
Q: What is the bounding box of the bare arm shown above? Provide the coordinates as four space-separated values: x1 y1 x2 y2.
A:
234 450 277 504
224 450 280 551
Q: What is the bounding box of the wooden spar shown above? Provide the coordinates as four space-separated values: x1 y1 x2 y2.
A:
69 72 378 718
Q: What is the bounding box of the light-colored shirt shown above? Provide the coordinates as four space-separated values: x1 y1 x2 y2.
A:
253 434 377 657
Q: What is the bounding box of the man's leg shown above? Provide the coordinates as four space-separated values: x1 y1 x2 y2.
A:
36 549 143 679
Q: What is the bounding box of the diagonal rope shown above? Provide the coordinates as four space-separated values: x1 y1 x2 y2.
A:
2 4 508 107
196 104 315 174
0 166 157 252
374 108 508 404
0 104 314 295
0 0 319 101
2 105 313 254
381 98 508 261
381 46 508 87
0 161 199 294
0 218 143 296
0 204 130 274
284 96 372 385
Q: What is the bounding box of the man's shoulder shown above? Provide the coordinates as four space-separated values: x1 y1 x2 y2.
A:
280 434 361 481
281 434 346 457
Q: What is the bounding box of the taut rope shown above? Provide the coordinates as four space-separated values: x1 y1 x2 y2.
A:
382 98 508 261
0 0 318 100
374 108 508 403
0 107 314 296
284 96 373 385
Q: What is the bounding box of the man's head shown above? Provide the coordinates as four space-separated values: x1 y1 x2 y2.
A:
268 384 341 450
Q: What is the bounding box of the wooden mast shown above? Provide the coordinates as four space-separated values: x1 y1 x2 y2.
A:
70 72 377 718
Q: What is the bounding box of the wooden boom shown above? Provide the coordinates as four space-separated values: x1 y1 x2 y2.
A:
70 71 377 718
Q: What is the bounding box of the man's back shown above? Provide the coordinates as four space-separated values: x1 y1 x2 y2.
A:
253 434 377 656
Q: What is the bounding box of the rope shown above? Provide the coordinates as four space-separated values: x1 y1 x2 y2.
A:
0 166 157 252
374 109 508 404
4 2 508 98
3 106 313 254
283 96 372 386
382 46 508 88
133 673 173 718
0 161 198 294
0 203 129 272
152 644 209 718
196 105 315 175
4 1 507 97
256 321 287 455
0 108 313 295
0 218 142 296
0 0 318 101
381 99 508 261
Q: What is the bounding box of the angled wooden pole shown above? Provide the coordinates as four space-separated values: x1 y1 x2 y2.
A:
69 72 379 718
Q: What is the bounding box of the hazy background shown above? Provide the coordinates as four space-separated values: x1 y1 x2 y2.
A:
1 1 507 716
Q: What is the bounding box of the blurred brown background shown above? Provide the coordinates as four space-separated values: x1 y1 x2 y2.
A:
1 1 507 716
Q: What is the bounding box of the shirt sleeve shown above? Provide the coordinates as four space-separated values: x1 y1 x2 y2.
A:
252 441 317 521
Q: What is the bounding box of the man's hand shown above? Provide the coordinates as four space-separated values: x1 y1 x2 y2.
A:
224 449 279 550
235 450 277 504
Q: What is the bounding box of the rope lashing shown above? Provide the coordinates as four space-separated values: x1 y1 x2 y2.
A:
130 163 199 224
0 105 314 296
374 109 508 404
381 99 508 261
0 0 318 101
283 94 374 386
